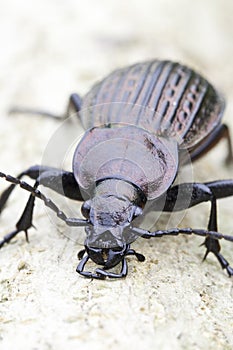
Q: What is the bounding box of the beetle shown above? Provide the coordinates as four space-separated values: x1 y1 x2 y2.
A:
1 59 233 279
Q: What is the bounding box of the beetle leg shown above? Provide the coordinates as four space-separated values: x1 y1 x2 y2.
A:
8 93 82 120
0 172 88 248
158 180 233 213
164 180 233 276
0 182 38 248
201 196 218 258
0 166 83 245
0 172 88 227
189 123 233 165
136 180 233 275
132 226 233 276
201 197 233 276
37 169 83 200
204 179 233 199
160 182 213 212
201 237 233 276
65 93 82 118
0 165 50 213
9 107 62 120
0 165 83 214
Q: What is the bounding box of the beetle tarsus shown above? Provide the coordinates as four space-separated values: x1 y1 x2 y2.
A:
8 107 63 120
0 192 36 248
0 184 16 213
8 93 82 121
0 229 19 248
216 253 233 277
202 236 233 277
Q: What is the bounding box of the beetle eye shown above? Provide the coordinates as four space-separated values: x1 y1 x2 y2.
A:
81 200 91 218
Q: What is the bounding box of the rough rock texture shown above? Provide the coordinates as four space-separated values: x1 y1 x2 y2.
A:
0 1 233 349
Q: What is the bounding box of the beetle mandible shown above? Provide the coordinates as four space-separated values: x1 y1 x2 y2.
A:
1 59 233 279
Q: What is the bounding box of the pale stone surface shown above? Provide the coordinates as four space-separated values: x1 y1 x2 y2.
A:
0 1 233 349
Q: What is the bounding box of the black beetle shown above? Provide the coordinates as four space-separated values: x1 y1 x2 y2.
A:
1 59 233 279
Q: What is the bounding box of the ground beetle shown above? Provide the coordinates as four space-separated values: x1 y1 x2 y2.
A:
1 59 233 279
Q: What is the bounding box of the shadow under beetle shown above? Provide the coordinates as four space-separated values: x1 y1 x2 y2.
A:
1 59 233 279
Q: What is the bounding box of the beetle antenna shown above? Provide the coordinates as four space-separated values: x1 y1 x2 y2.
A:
0 172 89 227
131 226 233 243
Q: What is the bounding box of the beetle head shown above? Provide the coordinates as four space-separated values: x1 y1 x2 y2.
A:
81 194 143 250
77 179 146 277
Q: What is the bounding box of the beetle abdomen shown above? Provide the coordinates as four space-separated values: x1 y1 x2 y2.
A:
80 60 224 149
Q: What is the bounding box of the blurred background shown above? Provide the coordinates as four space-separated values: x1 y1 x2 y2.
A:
0 1 233 350
1 0 233 114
